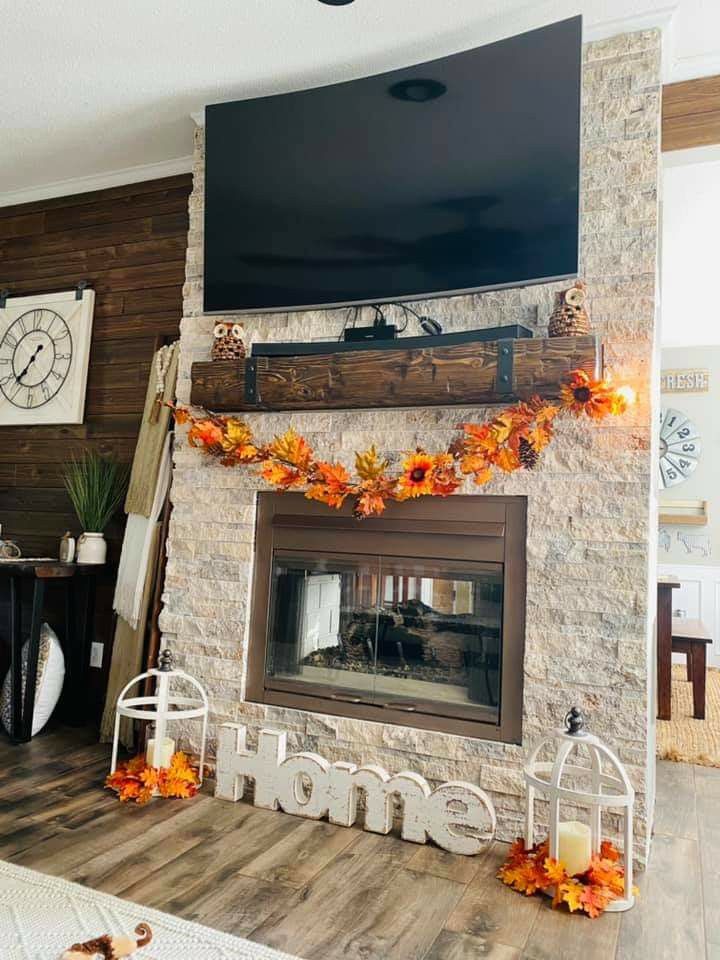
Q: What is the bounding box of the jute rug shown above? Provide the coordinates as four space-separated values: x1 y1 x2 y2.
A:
0 860 302 960
657 665 720 767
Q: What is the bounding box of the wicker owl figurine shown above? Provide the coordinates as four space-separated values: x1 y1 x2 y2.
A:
548 281 591 337
212 322 246 361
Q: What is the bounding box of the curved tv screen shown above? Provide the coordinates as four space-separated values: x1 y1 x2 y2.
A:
204 17 581 315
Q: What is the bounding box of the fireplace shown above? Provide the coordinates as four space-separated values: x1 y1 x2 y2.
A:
247 494 526 742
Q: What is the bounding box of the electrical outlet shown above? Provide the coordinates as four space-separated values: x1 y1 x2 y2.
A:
90 642 104 669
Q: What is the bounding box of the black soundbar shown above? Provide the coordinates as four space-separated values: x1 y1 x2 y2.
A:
251 324 533 357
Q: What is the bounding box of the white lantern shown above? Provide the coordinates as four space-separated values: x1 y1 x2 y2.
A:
523 707 635 912
110 648 209 793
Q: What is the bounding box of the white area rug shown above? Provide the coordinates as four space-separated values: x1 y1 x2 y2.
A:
0 861 302 960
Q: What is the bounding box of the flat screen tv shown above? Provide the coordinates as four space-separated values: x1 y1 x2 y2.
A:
204 16 581 315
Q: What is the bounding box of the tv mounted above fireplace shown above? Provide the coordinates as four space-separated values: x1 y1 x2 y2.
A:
203 16 582 315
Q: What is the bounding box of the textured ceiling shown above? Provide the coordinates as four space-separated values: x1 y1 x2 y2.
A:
1 0 718 203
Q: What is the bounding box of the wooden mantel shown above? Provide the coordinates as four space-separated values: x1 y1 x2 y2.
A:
190 334 602 413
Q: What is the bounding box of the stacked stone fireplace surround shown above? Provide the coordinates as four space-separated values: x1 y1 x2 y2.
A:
161 29 662 861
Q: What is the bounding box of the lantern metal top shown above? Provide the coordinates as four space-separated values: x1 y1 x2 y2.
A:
523 710 634 808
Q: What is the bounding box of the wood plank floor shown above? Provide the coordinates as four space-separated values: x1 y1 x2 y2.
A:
0 725 716 959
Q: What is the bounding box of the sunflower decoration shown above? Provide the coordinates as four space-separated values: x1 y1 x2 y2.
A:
397 451 437 499
169 367 634 519
560 370 615 419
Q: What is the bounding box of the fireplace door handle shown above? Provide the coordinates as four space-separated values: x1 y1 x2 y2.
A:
381 702 417 712
330 694 363 704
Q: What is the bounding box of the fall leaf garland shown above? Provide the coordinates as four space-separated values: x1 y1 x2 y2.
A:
498 838 637 919
173 370 633 518
105 752 200 804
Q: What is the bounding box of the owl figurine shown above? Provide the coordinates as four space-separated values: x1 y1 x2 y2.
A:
212 322 246 361
548 281 591 337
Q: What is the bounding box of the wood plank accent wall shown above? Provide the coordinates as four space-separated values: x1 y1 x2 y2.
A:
663 75 720 151
0 175 191 712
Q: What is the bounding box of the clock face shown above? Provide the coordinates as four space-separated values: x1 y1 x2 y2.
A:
659 407 701 489
0 309 74 409
0 289 94 426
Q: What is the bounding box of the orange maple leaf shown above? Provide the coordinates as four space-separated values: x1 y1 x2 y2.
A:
558 879 585 913
316 461 351 488
544 857 568 886
268 429 313 468
188 419 223 448
493 446 521 473
600 840 620 862
491 413 518 444
579 883 612 919
354 490 389 518
305 484 348 509
526 423 553 452
261 461 306 488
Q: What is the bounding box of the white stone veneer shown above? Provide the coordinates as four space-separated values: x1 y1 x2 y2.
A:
162 29 662 862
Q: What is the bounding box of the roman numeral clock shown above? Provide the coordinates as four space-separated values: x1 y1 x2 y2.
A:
0 288 95 425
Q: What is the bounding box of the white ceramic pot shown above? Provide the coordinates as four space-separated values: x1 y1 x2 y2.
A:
77 532 107 565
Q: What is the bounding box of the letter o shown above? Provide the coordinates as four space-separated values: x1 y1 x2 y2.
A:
277 753 330 820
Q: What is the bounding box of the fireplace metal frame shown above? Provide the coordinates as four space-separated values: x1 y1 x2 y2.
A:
247 493 527 743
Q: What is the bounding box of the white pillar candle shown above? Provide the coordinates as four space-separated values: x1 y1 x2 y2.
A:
557 820 592 876
147 736 175 769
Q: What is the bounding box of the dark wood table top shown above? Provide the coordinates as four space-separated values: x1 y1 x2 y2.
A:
658 576 681 589
0 560 105 579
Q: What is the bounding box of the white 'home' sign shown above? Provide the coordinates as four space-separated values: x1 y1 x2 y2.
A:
215 723 496 856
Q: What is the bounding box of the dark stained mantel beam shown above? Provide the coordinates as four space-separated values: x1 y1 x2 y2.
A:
190 335 602 413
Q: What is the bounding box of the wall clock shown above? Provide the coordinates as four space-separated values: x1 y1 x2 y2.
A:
658 407 701 489
0 288 95 426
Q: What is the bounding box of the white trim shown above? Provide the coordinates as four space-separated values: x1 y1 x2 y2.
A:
0 155 193 209
585 4 677 82
584 4 676 43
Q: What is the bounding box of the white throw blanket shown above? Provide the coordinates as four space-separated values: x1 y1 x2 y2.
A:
0 860 302 960
113 434 171 629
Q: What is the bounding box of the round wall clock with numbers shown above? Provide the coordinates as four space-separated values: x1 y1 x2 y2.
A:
0 288 95 426
658 407 702 489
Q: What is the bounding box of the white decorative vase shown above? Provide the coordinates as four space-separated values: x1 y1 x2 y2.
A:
76 532 107 565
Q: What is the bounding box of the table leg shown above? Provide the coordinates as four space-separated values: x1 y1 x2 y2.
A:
9 577 22 743
690 644 707 720
20 579 45 742
657 586 673 721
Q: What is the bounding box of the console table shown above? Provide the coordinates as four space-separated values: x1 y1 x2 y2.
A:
0 560 103 743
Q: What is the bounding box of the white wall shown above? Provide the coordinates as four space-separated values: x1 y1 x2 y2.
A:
662 148 720 347
658 563 720 668
660 345 720 564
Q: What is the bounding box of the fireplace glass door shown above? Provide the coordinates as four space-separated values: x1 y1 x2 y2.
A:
266 550 503 724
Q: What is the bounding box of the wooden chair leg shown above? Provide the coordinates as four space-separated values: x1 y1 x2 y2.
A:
690 643 707 720
687 652 694 683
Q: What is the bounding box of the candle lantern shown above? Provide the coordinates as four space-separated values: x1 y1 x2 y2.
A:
523 707 635 912
110 648 209 794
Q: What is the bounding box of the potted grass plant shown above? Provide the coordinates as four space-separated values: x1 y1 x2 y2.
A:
63 451 129 564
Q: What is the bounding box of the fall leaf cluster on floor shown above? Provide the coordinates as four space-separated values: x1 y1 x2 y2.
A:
172 369 633 518
105 753 200 805
498 837 636 918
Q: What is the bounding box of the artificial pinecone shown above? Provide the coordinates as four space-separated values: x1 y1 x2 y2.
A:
519 437 539 470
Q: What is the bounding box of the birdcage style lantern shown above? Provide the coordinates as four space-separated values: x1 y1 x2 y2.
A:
110 648 209 792
523 707 635 912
